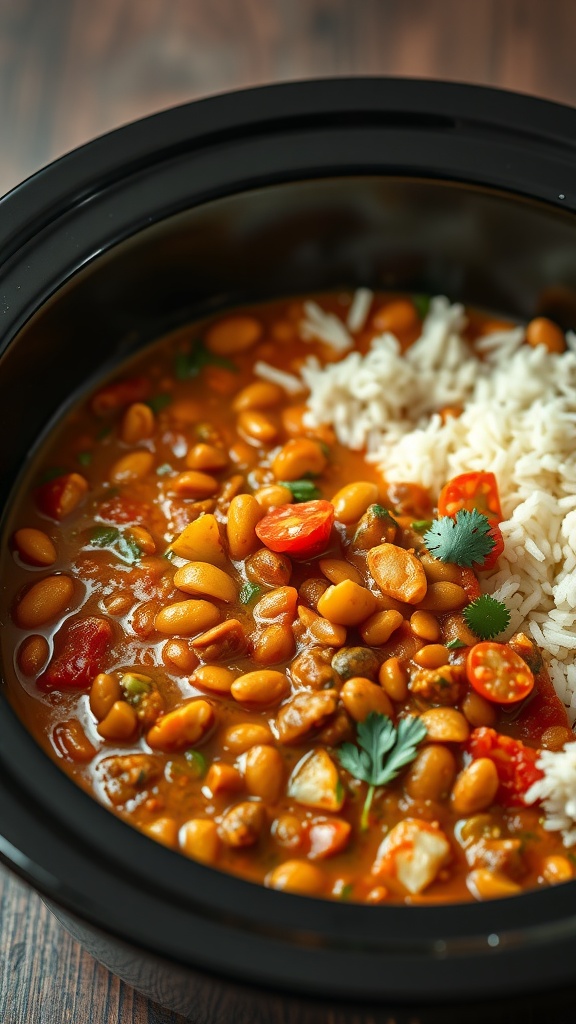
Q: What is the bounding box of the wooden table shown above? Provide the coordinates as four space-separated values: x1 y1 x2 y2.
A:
2 1 576 1020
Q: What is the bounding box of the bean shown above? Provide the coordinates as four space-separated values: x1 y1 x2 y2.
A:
205 762 244 795
341 678 394 722
222 722 274 753
319 558 363 587
272 814 305 850
540 725 575 751
143 817 179 848
417 582 467 613
467 868 521 900
132 599 161 639
253 484 293 511
146 699 215 752
191 618 247 661
451 758 499 814
367 544 428 605
17 634 49 675
253 623 295 665
127 525 156 555
405 745 457 801
237 410 278 444
297 605 347 647
541 855 573 883
90 672 122 721
233 381 283 412
103 593 133 616
271 438 327 481
276 690 338 744
192 665 238 695
218 801 266 847
53 720 97 763
373 298 419 336
526 316 566 354
254 586 298 622
14 574 74 629
266 859 325 895
291 647 338 690
379 657 409 701
420 707 470 743
13 528 57 566
110 450 154 483
226 494 263 560
360 609 403 645
410 610 441 642
317 580 377 626
331 482 379 524
186 443 228 472
169 470 219 498
120 402 155 444
298 577 330 610
154 599 221 636
170 514 226 566
420 553 461 585
441 612 478 648
246 548 292 587
231 669 289 707
205 315 263 355
332 646 380 682
161 639 199 673
244 745 285 802
461 690 497 728
218 474 246 507
97 700 138 741
173 562 237 603
180 819 220 864
413 644 451 669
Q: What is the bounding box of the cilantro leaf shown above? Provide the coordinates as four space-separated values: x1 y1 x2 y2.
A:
446 638 467 650
239 581 261 604
411 519 433 534
423 509 495 567
279 479 321 502
175 341 237 380
412 294 431 320
89 525 141 564
337 712 427 830
463 594 511 640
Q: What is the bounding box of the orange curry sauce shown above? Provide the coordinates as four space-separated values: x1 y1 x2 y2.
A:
1 292 573 904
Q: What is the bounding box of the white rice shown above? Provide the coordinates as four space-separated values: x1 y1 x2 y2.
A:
299 293 576 720
253 360 304 395
346 287 374 333
525 746 576 846
300 300 354 353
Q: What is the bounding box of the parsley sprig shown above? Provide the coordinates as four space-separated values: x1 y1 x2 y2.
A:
278 479 321 502
463 594 511 640
423 509 495 568
337 713 427 830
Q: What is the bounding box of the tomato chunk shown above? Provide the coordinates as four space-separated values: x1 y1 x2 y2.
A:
37 472 88 520
38 616 113 691
97 495 152 526
467 642 535 704
255 500 334 558
438 471 503 521
91 376 151 417
467 727 543 807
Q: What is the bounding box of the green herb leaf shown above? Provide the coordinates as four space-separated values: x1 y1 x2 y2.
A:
446 638 467 650
175 341 237 380
411 519 433 534
121 673 153 705
239 581 261 605
279 479 321 502
147 393 172 413
337 713 427 830
463 594 511 640
423 509 495 568
339 883 354 901
371 504 397 522
412 294 431 320
156 463 173 476
77 451 93 466
184 749 207 779
89 525 141 564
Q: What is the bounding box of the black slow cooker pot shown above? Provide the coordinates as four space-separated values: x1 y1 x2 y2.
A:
2 79 576 1024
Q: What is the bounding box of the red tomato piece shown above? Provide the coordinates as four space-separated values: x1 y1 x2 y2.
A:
91 376 151 417
38 616 113 691
467 642 535 704
97 495 152 526
459 567 482 602
36 472 88 520
255 500 334 558
307 818 351 860
480 521 505 571
467 727 543 807
438 471 503 521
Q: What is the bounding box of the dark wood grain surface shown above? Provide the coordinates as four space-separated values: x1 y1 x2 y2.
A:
2 1 576 1021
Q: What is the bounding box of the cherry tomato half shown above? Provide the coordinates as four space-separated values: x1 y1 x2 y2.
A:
480 521 505 571
255 500 334 558
438 471 503 521
466 642 535 704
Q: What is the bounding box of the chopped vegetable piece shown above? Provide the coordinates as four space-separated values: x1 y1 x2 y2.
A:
91 376 150 417
423 509 496 569
446 638 467 651
77 451 93 466
337 713 427 830
255 500 334 558
147 393 172 413
36 472 89 520
184 749 208 779
467 727 543 807
467 642 535 704
463 595 511 640
412 294 431 320
38 617 113 691
89 525 142 564
278 479 322 502
438 471 503 522
175 341 236 380
239 581 261 604
411 519 433 533
287 749 344 811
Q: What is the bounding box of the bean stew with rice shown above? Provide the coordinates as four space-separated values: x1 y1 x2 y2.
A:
2 291 575 904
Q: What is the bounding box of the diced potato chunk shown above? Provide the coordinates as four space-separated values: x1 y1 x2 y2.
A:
170 514 226 566
372 818 450 894
287 749 344 811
